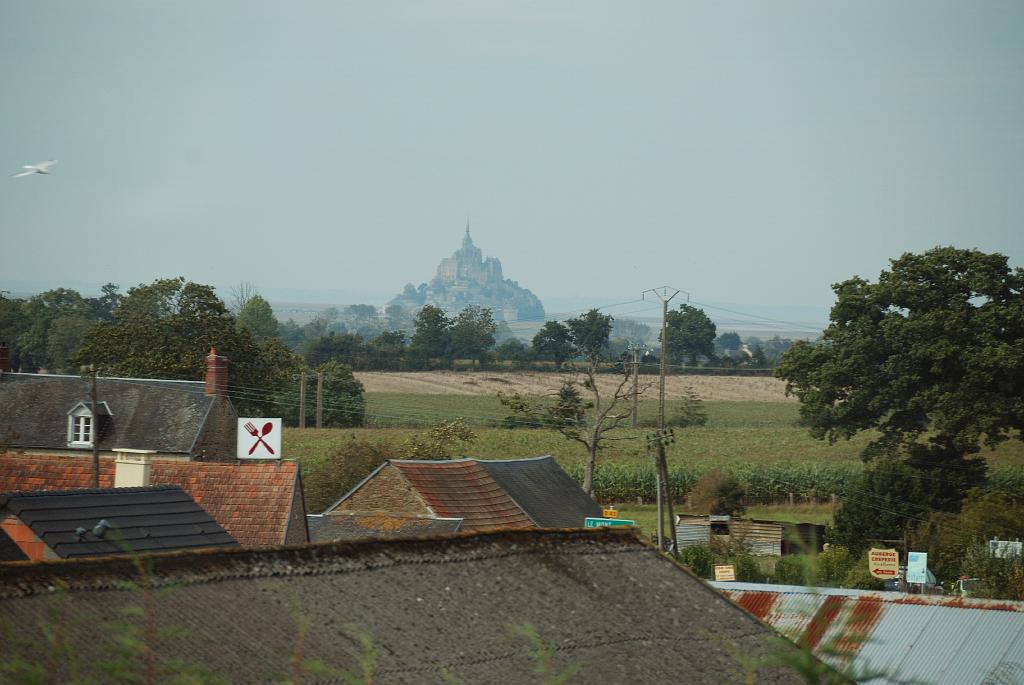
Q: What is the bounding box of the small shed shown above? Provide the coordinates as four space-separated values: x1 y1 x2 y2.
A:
675 514 784 556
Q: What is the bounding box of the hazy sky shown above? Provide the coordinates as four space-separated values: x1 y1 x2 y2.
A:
2 1 1021 330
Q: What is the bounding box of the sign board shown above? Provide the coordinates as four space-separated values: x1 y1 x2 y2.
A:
714 565 736 582
907 551 928 584
602 507 619 519
868 548 900 579
236 418 282 460
989 539 1023 559
584 517 635 528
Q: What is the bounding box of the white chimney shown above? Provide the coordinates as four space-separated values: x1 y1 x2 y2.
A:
113 449 156 488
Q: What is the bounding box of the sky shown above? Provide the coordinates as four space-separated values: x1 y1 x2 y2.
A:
2 1 1022 332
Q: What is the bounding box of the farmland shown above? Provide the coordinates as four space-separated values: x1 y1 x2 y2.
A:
285 382 1024 514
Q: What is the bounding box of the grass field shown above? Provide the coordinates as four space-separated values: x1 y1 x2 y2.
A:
610 503 837 537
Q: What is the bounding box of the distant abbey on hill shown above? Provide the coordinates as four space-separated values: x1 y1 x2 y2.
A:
390 226 544 322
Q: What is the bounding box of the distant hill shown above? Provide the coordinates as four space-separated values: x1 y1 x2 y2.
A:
390 227 545 322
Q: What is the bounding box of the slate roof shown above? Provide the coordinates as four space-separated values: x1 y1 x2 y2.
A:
0 529 28 561
477 455 602 527
0 486 238 558
0 454 304 546
0 529 818 684
390 459 535 531
0 373 218 454
714 582 1024 685
307 512 463 542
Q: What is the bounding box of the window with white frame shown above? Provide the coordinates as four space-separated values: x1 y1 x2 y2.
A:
72 415 92 444
66 402 110 447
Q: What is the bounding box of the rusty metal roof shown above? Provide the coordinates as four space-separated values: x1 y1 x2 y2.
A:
712 582 1024 685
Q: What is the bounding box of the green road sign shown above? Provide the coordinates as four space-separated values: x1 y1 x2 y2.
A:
584 517 636 528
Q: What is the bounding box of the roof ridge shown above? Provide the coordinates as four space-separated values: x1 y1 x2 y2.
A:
2 485 183 498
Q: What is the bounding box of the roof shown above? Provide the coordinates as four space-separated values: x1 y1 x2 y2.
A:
0 454 303 546
0 486 238 557
307 512 463 542
0 529 817 684
0 373 217 454
713 581 1024 685
477 455 602 527
0 529 28 561
390 459 535 531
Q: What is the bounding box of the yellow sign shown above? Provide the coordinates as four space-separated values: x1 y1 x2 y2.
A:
714 565 736 582
602 507 618 519
868 548 900 579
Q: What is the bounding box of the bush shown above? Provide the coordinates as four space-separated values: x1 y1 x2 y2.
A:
688 470 746 516
773 555 812 585
402 418 477 460
678 545 715 578
302 436 396 513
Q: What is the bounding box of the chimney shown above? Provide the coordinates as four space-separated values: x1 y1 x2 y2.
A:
113 449 155 488
204 347 228 398
0 342 9 373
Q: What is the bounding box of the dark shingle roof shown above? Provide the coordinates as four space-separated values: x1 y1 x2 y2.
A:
390 459 534 531
0 454 303 547
477 455 602 527
0 373 216 454
0 529 818 684
0 485 239 557
0 529 28 561
308 512 463 542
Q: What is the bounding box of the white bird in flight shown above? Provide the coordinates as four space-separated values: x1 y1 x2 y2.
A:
12 160 58 178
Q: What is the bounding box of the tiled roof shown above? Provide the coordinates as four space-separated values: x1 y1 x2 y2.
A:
0 529 818 684
478 455 602 527
714 582 1024 685
391 459 534 531
0 373 218 454
308 512 463 542
0 454 302 547
1 486 238 557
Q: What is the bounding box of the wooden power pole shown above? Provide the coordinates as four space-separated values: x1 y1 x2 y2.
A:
298 373 307 429
644 286 681 558
90 365 100 488
316 372 324 429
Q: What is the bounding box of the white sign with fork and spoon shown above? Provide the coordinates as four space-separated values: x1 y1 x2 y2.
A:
237 418 282 460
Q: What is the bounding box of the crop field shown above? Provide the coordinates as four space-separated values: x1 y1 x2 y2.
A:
286 393 1024 512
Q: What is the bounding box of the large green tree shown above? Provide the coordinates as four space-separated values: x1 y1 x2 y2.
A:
237 294 280 341
531 321 574 368
778 248 1023 458
274 360 365 428
566 309 613 363
409 305 451 365
778 247 1024 512
72 277 297 414
450 305 496 366
663 305 716 365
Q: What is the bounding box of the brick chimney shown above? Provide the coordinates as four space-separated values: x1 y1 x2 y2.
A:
204 347 228 398
0 342 9 373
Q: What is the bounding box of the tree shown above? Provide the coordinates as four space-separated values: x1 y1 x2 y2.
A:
87 283 122 321
612 318 652 345
688 470 746 517
777 247 1024 510
302 332 367 369
714 331 742 355
663 305 716 365
72 277 293 415
16 288 93 371
831 456 926 553
566 309 613 363
45 314 93 372
237 294 280 341
368 330 407 370
273 360 364 428
409 305 451 365
495 337 530 363
501 311 634 496
531 321 573 368
449 305 497 367
402 418 477 460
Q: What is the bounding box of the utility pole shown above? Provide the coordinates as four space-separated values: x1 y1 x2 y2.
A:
90 365 100 488
315 372 324 429
298 373 307 429
627 342 644 428
643 286 681 558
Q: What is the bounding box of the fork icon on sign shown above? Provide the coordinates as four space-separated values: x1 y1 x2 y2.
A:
244 421 275 455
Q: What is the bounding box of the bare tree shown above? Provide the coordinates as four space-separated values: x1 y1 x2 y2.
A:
500 361 650 497
229 281 258 314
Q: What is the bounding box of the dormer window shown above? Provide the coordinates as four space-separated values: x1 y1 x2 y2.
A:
72 415 92 445
66 401 113 448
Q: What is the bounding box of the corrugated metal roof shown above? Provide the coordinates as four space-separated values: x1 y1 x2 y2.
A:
711 582 1024 685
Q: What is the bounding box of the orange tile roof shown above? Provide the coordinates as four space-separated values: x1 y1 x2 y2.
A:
390 460 533 531
0 453 300 547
